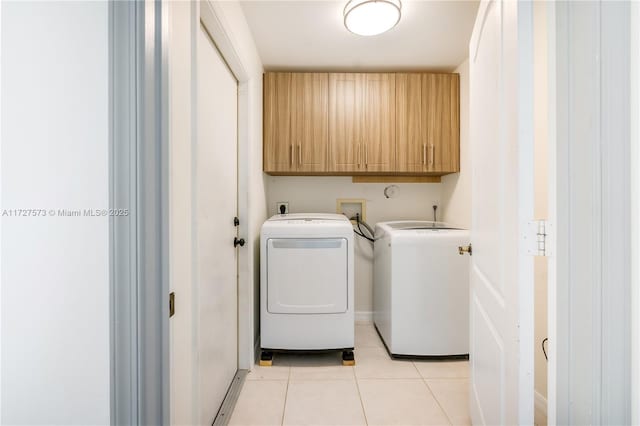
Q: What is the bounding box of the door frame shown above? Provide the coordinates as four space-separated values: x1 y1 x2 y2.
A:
631 1 640 423
110 0 170 424
111 0 258 423
547 1 633 423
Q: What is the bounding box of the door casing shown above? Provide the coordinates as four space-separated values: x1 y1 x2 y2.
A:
110 0 170 424
547 1 633 423
632 2 640 423
111 0 258 424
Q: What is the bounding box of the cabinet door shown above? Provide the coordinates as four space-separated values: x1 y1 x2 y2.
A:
424 74 460 173
329 73 363 172
264 73 295 172
396 73 426 172
291 73 328 172
362 73 396 172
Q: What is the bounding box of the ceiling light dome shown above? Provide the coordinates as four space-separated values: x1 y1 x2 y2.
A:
344 0 402 37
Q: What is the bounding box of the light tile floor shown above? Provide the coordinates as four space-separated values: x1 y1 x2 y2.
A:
229 324 471 426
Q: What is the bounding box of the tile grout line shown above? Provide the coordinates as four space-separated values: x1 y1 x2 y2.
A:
414 361 454 426
353 356 370 426
354 335 372 425
280 363 292 426
422 378 454 426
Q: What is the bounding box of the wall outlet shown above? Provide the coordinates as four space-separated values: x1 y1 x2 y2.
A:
276 202 289 214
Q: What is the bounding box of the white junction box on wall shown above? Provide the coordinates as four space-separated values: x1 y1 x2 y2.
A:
336 198 366 222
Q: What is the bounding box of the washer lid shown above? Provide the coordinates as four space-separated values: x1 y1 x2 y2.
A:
268 213 349 223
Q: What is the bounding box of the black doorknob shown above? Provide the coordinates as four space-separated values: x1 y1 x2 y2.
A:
234 237 245 247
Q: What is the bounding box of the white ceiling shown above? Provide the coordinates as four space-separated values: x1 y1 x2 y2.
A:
240 0 480 72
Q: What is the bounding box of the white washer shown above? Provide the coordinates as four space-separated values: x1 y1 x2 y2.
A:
261 213 354 351
373 221 470 357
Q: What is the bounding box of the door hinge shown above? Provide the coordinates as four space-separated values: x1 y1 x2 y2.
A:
169 292 175 317
525 220 551 257
458 244 472 256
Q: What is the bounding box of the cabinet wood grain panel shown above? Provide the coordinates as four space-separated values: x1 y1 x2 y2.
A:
265 71 459 176
449 74 460 172
396 73 425 172
291 73 328 172
263 73 294 172
424 73 460 173
362 73 396 172
329 73 363 172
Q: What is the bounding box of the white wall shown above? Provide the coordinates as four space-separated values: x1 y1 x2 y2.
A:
441 59 471 229
1 1 110 424
266 176 441 318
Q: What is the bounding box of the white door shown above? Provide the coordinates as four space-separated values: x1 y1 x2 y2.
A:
196 23 239 424
468 1 534 424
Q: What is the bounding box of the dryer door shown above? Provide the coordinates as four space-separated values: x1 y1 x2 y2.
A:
267 238 348 314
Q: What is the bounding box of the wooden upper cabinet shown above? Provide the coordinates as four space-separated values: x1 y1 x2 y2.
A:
329 73 396 173
264 72 329 173
291 73 328 172
424 74 460 173
263 73 294 173
362 74 396 172
328 73 363 172
396 73 426 172
396 73 460 173
265 71 459 176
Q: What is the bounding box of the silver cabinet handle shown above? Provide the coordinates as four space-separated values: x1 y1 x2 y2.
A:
365 145 368 166
357 143 361 168
290 144 294 166
429 144 435 167
298 143 302 165
422 143 426 165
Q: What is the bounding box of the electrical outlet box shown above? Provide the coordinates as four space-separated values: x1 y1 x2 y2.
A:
276 202 289 214
336 199 366 223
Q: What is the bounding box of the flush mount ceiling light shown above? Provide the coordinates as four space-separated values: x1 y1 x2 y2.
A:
343 0 402 36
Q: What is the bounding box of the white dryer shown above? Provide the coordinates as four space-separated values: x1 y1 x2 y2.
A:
260 214 354 363
373 221 470 357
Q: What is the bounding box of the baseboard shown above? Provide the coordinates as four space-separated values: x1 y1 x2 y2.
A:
534 390 547 425
355 310 373 324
